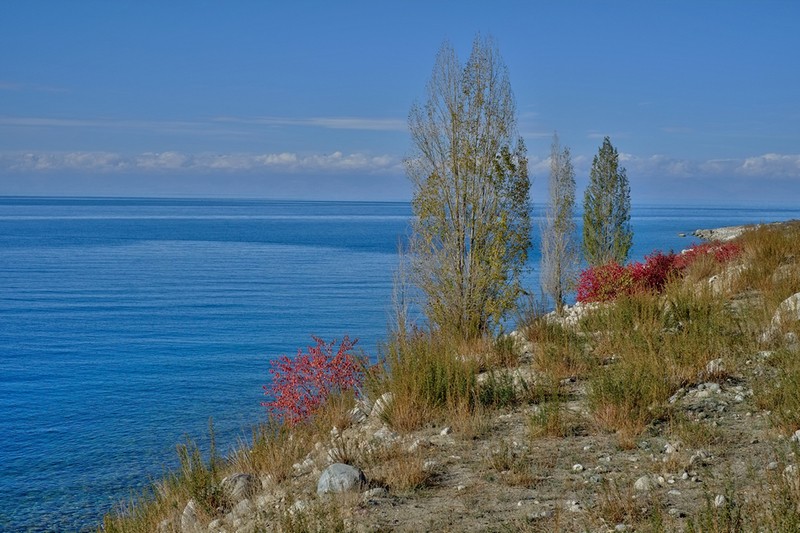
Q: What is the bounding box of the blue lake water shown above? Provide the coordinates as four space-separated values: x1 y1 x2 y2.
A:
1 197 799 531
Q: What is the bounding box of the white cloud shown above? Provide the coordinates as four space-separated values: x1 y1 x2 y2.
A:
739 153 800 177
612 153 800 181
0 150 402 174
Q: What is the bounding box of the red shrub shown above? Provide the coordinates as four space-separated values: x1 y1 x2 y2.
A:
674 242 742 269
629 251 681 293
576 262 634 303
576 241 742 304
262 336 363 425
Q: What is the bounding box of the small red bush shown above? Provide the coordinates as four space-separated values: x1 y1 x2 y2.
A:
262 336 363 425
576 261 634 303
629 251 681 293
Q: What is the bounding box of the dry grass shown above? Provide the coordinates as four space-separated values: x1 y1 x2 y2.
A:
370 331 479 432
483 440 536 487
363 444 434 493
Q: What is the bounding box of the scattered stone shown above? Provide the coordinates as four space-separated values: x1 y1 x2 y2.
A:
705 358 725 376
423 460 438 472
456 485 466 491
362 487 389 499
348 406 368 424
664 442 680 455
528 509 554 520
791 430 800 443
689 451 710 467
565 500 582 512
767 461 779 470
221 473 258 503
714 495 726 508
371 392 394 419
572 463 584 472
292 457 315 475
317 463 367 495
372 426 399 442
634 475 655 491
231 498 253 519
289 499 309 515
180 499 201 533
615 525 628 532
440 426 452 436
762 292 800 342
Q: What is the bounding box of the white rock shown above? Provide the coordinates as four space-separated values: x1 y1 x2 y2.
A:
362 487 388 499
180 499 201 533
373 426 399 442
634 475 655 491
289 499 309 515
231 499 253 519
664 442 680 454
791 429 800 443
572 463 584 472
317 463 367 495
762 292 800 342
440 426 452 436
371 392 394 419
565 500 582 512
714 495 726 508
705 358 725 376
423 460 438 472
348 406 368 424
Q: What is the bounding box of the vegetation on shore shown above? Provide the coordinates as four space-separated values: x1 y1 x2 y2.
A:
102 221 800 532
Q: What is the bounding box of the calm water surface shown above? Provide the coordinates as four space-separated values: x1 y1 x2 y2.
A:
1 197 798 531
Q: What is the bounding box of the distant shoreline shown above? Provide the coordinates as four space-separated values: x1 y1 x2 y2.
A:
693 220 797 242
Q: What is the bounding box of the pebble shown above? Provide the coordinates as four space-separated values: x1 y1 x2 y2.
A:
440 426 452 436
714 495 726 508
572 463 584 472
634 475 654 491
791 430 800 443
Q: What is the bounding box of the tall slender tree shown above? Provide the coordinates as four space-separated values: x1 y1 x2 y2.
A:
406 35 531 338
540 132 578 314
582 136 632 266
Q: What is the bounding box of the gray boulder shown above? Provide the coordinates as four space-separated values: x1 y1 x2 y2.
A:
317 463 367 495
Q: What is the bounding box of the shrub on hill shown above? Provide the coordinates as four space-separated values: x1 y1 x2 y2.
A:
263 336 363 425
577 242 742 303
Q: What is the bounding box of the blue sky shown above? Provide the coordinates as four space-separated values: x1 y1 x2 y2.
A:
1 1 798 204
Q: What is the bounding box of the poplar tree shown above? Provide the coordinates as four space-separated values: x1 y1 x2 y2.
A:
582 137 632 266
540 133 578 314
406 35 531 338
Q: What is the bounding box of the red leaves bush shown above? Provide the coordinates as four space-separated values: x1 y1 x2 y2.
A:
576 261 633 303
673 241 742 269
262 336 363 425
576 242 742 303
